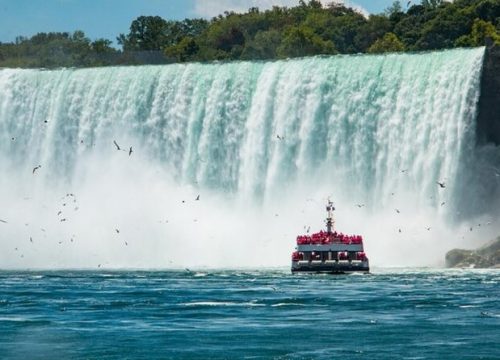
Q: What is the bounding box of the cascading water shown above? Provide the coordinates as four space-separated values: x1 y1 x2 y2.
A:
0 47 498 269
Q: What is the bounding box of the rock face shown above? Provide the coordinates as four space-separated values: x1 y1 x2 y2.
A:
445 237 500 268
476 44 500 145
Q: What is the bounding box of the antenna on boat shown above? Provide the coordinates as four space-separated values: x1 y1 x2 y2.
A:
326 198 335 234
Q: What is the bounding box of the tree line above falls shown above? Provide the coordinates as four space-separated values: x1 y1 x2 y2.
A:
0 0 499 68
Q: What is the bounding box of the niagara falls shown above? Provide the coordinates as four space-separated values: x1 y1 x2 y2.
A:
1 47 498 269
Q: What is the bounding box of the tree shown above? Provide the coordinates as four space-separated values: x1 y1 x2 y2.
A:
367 32 405 53
241 29 282 59
118 16 169 51
164 37 199 62
455 18 500 46
277 25 337 58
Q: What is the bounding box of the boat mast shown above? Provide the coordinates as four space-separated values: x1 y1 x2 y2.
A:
326 199 335 234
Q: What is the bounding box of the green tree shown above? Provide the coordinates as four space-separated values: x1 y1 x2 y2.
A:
455 18 500 46
367 32 405 53
164 37 199 62
277 25 337 58
118 16 169 51
241 29 282 59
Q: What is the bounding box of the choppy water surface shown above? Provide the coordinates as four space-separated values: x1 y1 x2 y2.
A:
0 269 498 359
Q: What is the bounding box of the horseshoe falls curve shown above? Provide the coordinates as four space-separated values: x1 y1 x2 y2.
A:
0 47 498 269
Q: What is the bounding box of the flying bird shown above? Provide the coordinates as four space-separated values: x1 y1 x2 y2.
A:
129 147 133 156
440 202 445 206
395 209 400 214
437 181 446 188
60 218 67 222
0 219 7 224
32 165 42 174
30 237 33 243
195 195 200 201
356 204 365 208
115 229 120 234
425 227 431 231
276 135 284 140
113 140 121 151
398 228 402 233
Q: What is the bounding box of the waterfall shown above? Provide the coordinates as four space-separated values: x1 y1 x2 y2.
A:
0 47 497 269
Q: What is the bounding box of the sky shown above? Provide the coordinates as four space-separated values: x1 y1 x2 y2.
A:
0 0 405 46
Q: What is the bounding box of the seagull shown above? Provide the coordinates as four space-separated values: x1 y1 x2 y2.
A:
437 181 446 188
57 211 62 215
115 229 120 234
441 202 445 206
113 140 121 151
124 241 128 246
11 137 15 141
401 169 408 173
276 135 284 140
195 195 200 201
469 227 473 231
356 204 365 208
395 209 400 214
32 165 42 174
129 147 133 156
398 228 402 233
425 227 431 231
60 218 67 222
0 219 7 224
30 237 33 243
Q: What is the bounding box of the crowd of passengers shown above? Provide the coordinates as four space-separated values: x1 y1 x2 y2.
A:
296 230 363 245
292 251 367 261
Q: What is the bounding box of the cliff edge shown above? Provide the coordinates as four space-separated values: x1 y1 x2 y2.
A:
476 44 500 145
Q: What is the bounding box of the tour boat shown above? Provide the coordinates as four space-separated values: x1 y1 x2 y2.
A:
291 200 369 274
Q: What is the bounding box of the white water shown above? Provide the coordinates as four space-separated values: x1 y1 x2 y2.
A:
0 47 498 269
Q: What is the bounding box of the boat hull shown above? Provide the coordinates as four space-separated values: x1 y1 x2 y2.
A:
291 260 369 274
